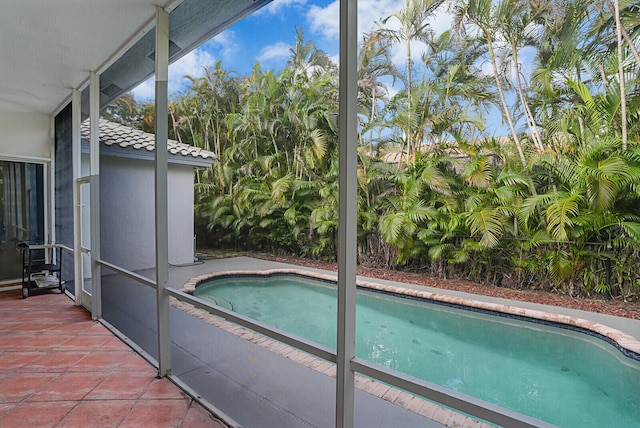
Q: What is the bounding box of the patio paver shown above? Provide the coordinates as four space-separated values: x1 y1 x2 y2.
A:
0 288 227 428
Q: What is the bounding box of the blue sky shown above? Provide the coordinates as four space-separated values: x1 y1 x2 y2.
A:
131 0 513 135
133 0 338 99
132 0 453 100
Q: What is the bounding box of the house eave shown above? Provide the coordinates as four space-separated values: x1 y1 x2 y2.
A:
1 0 273 117
81 140 214 168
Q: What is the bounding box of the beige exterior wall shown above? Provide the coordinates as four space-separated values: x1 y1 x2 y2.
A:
0 109 51 160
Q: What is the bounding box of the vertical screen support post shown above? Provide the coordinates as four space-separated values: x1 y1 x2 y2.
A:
336 0 358 426
154 5 172 378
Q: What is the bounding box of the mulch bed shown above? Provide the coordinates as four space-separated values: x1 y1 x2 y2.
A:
242 252 640 321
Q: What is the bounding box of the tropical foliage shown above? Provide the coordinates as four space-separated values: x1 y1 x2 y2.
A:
109 1 640 300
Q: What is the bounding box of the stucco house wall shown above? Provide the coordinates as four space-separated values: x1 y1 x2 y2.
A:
98 156 195 271
81 119 214 273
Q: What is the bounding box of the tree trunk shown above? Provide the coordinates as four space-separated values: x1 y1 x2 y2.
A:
511 44 544 151
620 23 640 70
406 37 413 162
613 0 628 149
369 85 376 154
169 106 182 144
605 0 640 70
598 63 608 89
487 33 527 166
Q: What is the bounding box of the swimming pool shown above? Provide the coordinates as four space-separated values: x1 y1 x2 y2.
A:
192 271 640 427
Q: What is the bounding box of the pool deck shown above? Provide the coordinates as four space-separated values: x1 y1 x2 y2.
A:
0 287 226 428
102 257 451 428
4 256 638 428
166 256 640 427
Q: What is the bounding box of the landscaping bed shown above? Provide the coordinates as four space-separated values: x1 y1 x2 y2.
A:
238 252 640 321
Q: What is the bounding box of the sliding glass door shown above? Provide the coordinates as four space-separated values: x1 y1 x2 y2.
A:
0 161 45 282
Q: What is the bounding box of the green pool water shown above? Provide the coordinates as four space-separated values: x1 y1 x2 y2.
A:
194 274 640 427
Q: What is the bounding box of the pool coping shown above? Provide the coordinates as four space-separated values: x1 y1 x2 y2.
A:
182 268 640 359
178 268 640 427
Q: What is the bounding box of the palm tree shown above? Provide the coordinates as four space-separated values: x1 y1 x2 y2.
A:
358 32 400 153
586 0 640 149
375 0 446 160
134 0 640 296
613 0 629 149
498 0 547 151
102 93 139 126
529 0 587 139
453 0 528 166
519 135 640 292
605 0 640 69
377 165 438 264
416 31 491 145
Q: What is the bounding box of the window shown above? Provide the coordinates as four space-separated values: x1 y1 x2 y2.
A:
0 161 44 282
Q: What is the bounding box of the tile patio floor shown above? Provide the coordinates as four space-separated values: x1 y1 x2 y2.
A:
0 288 226 428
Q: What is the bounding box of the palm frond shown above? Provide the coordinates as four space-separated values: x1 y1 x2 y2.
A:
467 207 505 248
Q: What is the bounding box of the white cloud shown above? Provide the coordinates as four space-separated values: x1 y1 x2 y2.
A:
210 31 241 63
306 0 405 41
480 59 494 78
307 1 340 40
427 7 454 36
306 0 452 70
132 45 216 101
169 48 215 88
131 79 155 101
259 0 308 15
258 42 292 64
307 0 453 53
518 45 538 83
131 0 456 101
378 75 399 99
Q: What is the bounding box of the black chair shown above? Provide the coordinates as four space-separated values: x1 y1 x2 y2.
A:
18 242 63 298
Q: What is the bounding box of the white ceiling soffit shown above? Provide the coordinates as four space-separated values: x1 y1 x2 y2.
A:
0 0 272 116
